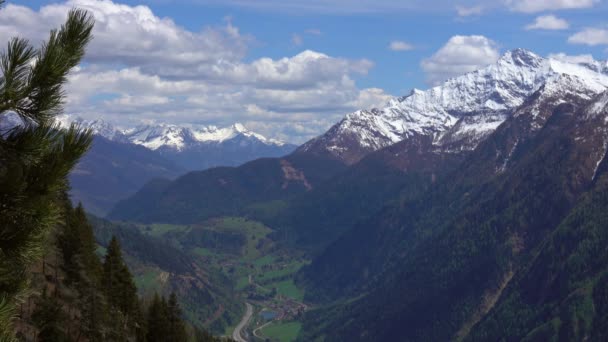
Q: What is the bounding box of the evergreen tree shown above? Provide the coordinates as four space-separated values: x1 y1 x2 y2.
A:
59 202 102 285
102 236 142 340
167 292 188 342
102 236 138 316
0 5 94 340
31 290 67 342
145 294 170 342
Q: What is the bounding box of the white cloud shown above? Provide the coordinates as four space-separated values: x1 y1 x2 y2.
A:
292 33 303 46
568 28 608 46
388 41 414 51
548 52 597 64
456 5 484 17
506 0 598 13
525 15 569 30
0 1 251 78
421 35 500 85
0 0 389 143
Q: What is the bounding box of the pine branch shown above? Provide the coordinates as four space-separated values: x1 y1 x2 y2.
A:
0 9 94 124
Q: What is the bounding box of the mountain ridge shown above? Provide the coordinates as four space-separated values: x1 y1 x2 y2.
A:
298 49 608 164
56 116 291 151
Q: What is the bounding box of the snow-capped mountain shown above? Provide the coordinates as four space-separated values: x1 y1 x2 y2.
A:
56 116 296 171
122 122 285 151
299 49 608 164
57 116 287 150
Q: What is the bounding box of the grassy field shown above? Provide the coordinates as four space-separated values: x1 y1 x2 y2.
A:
261 321 302 342
269 280 304 301
254 255 276 267
256 260 306 283
219 217 273 261
236 276 249 290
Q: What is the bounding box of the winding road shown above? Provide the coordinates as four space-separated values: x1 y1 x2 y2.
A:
232 302 253 342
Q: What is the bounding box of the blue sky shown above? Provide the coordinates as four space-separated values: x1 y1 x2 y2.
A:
3 0 608 142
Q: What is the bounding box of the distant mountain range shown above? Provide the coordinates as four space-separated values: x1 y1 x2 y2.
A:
53 117 297 215
57 116 297 170
109 49 608 341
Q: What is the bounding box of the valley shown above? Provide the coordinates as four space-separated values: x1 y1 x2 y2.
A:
89 49 608 341
7 2 608 341
121 217 311 341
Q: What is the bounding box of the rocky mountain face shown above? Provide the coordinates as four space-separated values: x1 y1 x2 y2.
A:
298 49 608 164
57 116 297 171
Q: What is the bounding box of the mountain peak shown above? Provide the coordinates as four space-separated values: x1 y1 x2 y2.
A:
299 48 608 164
500 48 543 67
57 117 288 151
232 122 247 133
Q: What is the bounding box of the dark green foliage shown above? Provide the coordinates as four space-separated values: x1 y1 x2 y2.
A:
59 203 102 285
109 154 347 223
0 8 94 340
167 293 188 342
102 237 140 319
145 293 188 342
89 216 241 335
145 294 170 342
467 175 608 341
298 91 608 341
31 291 68 342
91 217 195 274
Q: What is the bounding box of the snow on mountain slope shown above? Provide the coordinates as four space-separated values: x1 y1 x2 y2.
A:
56 117 287 151
299 49 608 164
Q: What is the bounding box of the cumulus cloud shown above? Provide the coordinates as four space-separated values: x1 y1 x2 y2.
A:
568 28 608 46
388 41 414 51
506 0 598 13
421 35 500 85
0 0 251 78
525 15 569 30
0 0 389 143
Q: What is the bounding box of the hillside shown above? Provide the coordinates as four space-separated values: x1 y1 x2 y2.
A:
69 136 184 216
108 153 347 223
89 216 243 334
297 82 608 340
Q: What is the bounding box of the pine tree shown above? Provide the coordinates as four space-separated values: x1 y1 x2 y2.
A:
167 292 188 342
102 236 141 339
145 294 170 342
0 5 94 340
